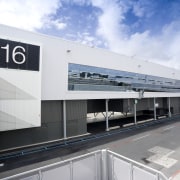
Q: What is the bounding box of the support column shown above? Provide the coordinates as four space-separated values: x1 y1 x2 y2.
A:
168 97 172 117
134 99 137 125
154 98 157 120
63 100 67 139
105 99 109 131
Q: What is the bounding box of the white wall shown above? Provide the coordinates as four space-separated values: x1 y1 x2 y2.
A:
1 24 180 101
0 25 41 131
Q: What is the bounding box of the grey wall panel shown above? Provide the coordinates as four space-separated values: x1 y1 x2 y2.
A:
109 99 123 112
156 98 163 107
0 100 88 150
147 98 153 109
0 101 64 150
123 98 166 114
87 100 105 113
66 100 87 137
41 101 63 123
162 98 168 108
136 99 149 111
87 99 123 113
133 98 163 112
123 99 131 113
171 97 180 114
0 129 34 149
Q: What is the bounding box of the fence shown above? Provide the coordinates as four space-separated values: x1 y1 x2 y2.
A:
1 149 168 180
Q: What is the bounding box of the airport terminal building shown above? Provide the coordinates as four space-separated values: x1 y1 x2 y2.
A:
1 24 180 151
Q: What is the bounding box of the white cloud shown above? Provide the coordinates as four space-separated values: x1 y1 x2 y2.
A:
54 21 67 30
91 0 129 46
0 0 62 31
91 0 180 69
1 0 180 69
75 31 104 47
132 2 145 17
44 19 67 30
132 1 153 18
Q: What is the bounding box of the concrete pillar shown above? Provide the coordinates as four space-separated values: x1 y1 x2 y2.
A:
63 100 67 139
106 99 109 131
168 97 172 117
154 98 157 120
134 99 137 125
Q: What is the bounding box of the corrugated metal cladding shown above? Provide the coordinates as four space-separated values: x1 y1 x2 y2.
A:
0 101 62 150
0 100 87 150
87 99 124 113
123 98 166 113
66 100 87 137
171 97 180 114
0 98 179 150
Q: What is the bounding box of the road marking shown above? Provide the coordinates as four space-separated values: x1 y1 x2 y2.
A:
147 146 177 168
163 126 175 131
132 134 150 141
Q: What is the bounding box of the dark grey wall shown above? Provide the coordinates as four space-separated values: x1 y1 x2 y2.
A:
136 98 163 111
87 99 105 113
109 99 124 112
123 98 166 114
171 97 180 114
87 99 123 113
0 100 88 151
0 101 63 150
0 97 179 151
66 100 87 137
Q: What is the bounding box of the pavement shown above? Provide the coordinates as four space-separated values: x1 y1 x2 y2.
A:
1 117 180 179
170 172 180 180
88 118 180 179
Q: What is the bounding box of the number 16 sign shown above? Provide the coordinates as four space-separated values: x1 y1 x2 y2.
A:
0 38 40 71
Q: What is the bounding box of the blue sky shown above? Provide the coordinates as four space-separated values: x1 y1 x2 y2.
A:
0 0 180 68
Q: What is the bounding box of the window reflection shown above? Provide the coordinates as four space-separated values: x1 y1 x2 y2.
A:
68 63 180 92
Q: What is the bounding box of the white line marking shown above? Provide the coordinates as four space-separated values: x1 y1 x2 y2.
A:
133 134 150 141
147 146 177 168
165 151 175 157
163 126 175 131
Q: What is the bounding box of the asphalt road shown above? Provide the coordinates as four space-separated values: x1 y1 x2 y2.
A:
1 117 180 179
89 118 180 179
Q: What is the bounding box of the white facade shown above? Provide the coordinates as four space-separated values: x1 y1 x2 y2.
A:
1 24 180 101
0 25 41 131
0 24 180 132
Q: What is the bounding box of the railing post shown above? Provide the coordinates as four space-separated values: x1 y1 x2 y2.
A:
101 150 108 180
38 170 42 180
111 155 114 180
130 163 133 180
94 153 98 180
156 173 160 180
70 161 73 180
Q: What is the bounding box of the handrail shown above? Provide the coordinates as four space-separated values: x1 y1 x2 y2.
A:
1 150 102 180
107 149 168 180
1 149 169 180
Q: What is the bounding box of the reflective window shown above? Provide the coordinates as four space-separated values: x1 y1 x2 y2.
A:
68 63 180 92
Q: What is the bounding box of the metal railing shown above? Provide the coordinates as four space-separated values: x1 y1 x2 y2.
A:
1 149 168 180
